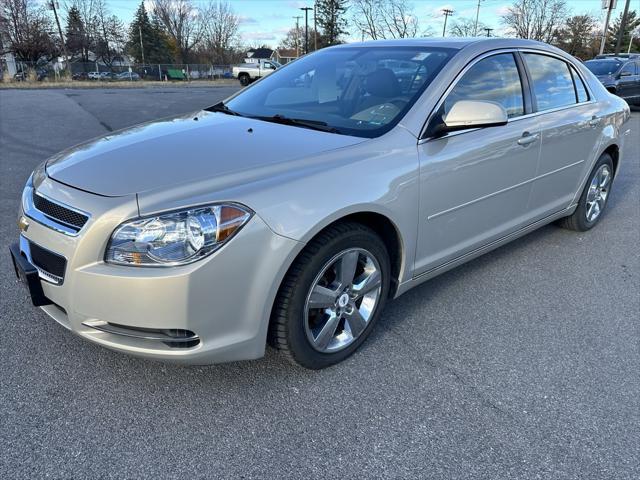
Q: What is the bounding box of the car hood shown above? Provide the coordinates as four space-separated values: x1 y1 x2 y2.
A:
46 111 366 197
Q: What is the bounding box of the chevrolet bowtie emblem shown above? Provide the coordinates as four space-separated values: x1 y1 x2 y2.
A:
18 216 29 233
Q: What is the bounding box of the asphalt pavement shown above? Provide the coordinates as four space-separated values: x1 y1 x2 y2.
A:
0 88 638 479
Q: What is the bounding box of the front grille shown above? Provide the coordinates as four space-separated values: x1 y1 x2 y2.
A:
33 192 88 230
29 241 66 280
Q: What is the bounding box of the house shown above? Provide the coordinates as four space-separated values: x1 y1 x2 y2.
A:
274 49 298 64
244 48 274 64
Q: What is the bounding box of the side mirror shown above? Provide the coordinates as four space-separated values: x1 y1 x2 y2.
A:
441 100 509 133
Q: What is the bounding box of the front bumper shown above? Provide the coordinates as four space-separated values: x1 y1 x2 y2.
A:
14 177 302 364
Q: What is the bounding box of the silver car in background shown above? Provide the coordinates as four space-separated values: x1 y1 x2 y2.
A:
10 38 631 369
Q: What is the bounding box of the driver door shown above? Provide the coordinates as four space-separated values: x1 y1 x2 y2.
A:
415 52 542 275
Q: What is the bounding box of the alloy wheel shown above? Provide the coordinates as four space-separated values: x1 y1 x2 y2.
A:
585 164 611 223
303 248 382 353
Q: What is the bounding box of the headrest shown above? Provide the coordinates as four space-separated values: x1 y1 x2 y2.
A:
365 68 401 98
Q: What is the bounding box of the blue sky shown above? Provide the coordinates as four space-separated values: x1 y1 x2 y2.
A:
105 0 615 47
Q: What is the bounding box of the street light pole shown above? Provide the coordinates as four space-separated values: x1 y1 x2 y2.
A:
599 0 615 55
442 9 454 37
300 7 312 54
474 0 483 37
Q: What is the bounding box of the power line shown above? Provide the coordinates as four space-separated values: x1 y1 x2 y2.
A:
442 9 454 37
300 7 313 54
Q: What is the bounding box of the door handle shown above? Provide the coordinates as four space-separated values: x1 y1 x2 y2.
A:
517 132 539 146
589 116 601 127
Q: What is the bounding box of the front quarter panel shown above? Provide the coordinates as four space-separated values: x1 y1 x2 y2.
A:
137 127 421 286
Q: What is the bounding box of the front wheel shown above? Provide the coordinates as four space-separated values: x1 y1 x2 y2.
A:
558 153 614 231
239 74 250 86
270 222 390 369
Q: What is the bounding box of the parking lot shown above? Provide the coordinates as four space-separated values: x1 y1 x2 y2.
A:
0 87 638 479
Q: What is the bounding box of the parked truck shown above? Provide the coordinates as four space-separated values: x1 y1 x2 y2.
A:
232 59 280 86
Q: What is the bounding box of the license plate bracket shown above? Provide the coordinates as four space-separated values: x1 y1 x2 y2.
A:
9 242 52 307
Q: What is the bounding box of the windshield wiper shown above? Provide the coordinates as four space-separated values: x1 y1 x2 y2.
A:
206 101 243 116
251 114 340 134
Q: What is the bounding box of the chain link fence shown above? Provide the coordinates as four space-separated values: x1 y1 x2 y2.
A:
1 60 234 84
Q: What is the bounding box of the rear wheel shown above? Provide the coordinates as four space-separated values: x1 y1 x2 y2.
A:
558 153 614 231
270 222 390 369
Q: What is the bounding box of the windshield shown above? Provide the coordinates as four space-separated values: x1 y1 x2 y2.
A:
585 60 622 76
225 46 456 138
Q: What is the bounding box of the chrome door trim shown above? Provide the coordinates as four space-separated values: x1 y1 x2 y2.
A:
418 47 597 143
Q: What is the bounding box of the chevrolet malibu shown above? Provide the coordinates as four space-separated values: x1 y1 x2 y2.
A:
10 38 631 369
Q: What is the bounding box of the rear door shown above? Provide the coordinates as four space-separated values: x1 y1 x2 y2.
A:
522 52 602 219
415 52 541 275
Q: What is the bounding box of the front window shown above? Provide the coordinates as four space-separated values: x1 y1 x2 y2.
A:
225 46 456 138
584 60 622 76
442 53 524 119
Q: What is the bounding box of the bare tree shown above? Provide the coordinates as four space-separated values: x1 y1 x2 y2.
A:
449 17 488 37
200 0 239 64
0 0 57 62
351 0 419 40
92 0 124 67
502 0 568 43
152 0 202 63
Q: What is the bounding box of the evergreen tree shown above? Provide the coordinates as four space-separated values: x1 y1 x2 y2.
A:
607 10 640 53
316 0 349 46
65 6 86 59
126 2 172 64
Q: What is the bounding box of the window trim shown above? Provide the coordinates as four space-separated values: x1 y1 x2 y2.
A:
521 51 581 113
419 48 597 142
569 64 590 103
419 49 527 140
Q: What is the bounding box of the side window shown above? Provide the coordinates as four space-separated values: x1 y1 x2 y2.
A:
523 53 576 111
570 66 589 103
443 53 524 119
620 62 635 76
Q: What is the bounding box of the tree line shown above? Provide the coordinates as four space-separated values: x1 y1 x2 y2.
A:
0 0 638 69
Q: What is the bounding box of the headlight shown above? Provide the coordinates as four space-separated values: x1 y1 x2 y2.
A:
105 204 252 266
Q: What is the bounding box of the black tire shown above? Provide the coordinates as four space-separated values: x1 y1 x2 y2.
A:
557 153 614 231
270 222 391 369
239 74 250 86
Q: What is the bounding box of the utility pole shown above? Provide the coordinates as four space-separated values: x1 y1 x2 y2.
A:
442 9 454 37
474 0 483 36
599 0 616 55
139 25 146 65
484 27 494 37
48 1 69 75
313 1 317 51
614 0 631 55
300 7 312 54
293 16 302 57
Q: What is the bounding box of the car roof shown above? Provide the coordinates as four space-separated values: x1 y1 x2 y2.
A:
330 37 552 51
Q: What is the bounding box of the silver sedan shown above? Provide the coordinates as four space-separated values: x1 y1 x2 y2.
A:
10 38 631 369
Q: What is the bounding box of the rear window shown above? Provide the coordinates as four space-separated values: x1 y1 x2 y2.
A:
523 53 576 111
570 66 589 103
584 60 622 76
